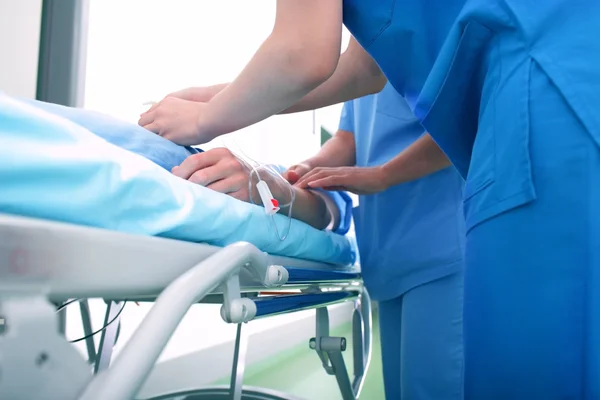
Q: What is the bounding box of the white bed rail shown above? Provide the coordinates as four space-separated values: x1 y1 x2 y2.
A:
0 242 287 400
79 242 278 400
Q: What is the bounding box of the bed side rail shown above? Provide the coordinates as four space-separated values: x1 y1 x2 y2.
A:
77 242 285 400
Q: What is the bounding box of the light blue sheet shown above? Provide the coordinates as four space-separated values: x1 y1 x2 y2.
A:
17 98 353 237
18 97 200 171
0 94 355 265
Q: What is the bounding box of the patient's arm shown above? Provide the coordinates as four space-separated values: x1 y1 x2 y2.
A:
171 148 339 231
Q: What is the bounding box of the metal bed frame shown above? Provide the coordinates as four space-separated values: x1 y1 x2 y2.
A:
0 214 371 400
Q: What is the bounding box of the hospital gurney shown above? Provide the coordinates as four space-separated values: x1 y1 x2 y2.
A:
0 213 372 400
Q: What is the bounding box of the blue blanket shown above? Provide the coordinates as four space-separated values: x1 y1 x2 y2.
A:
0 95 355 265
19 98 200 171
21 99 352 236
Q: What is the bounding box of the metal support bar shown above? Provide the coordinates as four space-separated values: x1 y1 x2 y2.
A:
309 288 373 400
229 323 249 400
352 307 364 380
309 307 334 374
78 242 268 400
329 350 354 400
352 289 372 397
56 302 67 336
79 299 97 366
94 301 123 374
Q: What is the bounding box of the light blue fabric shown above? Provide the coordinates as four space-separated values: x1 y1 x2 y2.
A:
343 0 600 397
378 272 464 400
18 99 352 236
340 83 465 301
0 94 355 265
326 190 352 236
18 98 200 171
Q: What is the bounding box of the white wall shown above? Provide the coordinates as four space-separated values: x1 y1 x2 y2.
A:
0 0 43 98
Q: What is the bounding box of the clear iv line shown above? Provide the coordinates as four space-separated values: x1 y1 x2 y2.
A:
222 138 295 242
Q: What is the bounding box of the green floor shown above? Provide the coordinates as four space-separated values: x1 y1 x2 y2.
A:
213 311 385 400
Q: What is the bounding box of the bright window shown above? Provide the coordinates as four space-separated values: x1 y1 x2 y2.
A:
84 0 329 166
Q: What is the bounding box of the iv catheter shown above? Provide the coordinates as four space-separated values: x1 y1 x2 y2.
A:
140 100 296 241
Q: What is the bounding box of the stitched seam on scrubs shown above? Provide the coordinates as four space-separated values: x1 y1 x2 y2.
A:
365 0 397 48
465 188 533 234
418 21 496 125
500 1 600 147
463 177 493 202
375 109 420 123
532 56 600 153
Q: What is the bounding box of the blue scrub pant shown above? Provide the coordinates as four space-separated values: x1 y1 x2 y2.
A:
464 62 600 399
378 272 464 399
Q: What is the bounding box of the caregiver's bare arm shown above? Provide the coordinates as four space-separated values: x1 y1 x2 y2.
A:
195 0 344 138
167 38 386 114
281 37 387 113
381 133 453 186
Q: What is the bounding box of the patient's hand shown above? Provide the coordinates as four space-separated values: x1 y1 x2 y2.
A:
173 148 338 231
172 148 256 202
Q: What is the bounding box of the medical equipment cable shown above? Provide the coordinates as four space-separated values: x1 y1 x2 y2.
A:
55 298 81 312
68 302 126 344
56 299 127 343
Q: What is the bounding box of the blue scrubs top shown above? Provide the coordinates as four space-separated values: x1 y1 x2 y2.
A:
341 83 465 301
342 2 600 398
343 0 600 232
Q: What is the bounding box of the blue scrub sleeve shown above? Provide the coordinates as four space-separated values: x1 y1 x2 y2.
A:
338 101 355 133
318 190 353 235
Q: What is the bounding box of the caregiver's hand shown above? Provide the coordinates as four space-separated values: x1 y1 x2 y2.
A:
139 97 214 146
294 166 390 195
172 147 257 202
283 163 313 184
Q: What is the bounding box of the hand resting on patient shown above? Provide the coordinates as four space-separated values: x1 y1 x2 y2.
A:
17 97 342 232
172 148 340 231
